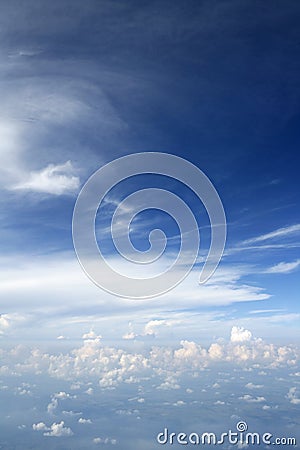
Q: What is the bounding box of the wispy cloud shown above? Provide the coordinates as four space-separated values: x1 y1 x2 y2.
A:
242 224 300 245
265 259 300 274
10 161 80 196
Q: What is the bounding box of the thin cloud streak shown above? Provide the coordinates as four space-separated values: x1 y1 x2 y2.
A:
242 224 300 245
264 259 300 274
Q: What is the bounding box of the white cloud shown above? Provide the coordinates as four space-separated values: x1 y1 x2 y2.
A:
0 254 274 345
242 224 300 245
265 259 300 274
47 391 72 413
93 437 117 445
245 382 263 389
122 331 137 340
54 391 70 399
33 422 49 431
0 313 28 336
78 417 92 424
82 330 102 340
230 326 252 343
0 315 10 335
0 326 298 391
47 397 58 414
43 421 73 437
208 343 223 359
287 387 300 405
144 319 179 337
173 400 185 406
11 161 80 195
239 395 266 403
262 405 271 410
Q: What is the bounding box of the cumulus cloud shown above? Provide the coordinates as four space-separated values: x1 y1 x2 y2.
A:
287 387 300 405
32 422 48 431
47 391 71 414
78 417 92 424
0 315 10 335
82 330 102 340
122 319 181 340
122 331 137 340
144 319 177 337
43 421 73 437
47 397 58 414
54 391 70 399
208 343 223 359
11 161 80 195
230 326 252 343
245 382 263 389
239 395 266 403
0 327 298 392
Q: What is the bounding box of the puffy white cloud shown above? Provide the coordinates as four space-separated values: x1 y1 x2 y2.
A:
43 421 73 437
230 326 252 343
54 391 70 399
0 313 28 336
144 319 178 337
287 387 300 405
47 397 58 414
174 340 207 365
208 343 223 359
47 391 71 414
173 400 185 406
262 405 271 410
78 417 92 424
0 327 298 391
0 315 10 334
32 422 48 431
245 382 263 389
122 331 137 340
122 319 181 340
82 330 102 340
239 395 266 403
156 375 181 391
11 161 80 195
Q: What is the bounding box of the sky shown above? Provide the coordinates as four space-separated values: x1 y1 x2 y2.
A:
0 0 300 448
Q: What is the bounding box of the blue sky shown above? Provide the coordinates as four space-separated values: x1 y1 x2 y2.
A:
0 0 299 343
0 1 300 448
